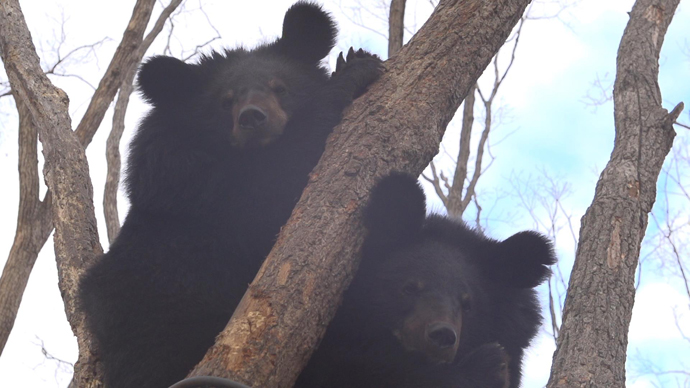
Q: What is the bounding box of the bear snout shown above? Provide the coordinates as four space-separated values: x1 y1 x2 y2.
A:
426 322 458 349
424 321 460 363
239 105 268 129
231 90 289 147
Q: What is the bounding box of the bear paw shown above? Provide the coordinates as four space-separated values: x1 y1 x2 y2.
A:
332 47 383 99
456 343 510 388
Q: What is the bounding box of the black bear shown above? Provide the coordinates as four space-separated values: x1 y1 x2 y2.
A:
78 2 382 387
295 173 556 388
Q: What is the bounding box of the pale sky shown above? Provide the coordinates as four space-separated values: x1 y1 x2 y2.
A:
0 1 688 387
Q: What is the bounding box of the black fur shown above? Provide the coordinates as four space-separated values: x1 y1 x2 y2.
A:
78 3 382 388
296 172 556 388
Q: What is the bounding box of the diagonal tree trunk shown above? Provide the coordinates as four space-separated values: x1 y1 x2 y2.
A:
188 0 533 387
547 0 683 386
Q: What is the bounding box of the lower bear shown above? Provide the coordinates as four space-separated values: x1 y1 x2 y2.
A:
295 172 557 388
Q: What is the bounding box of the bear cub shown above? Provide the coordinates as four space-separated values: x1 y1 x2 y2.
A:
78 2 382 388
295 173 556 388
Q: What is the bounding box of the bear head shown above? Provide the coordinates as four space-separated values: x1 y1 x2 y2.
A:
355 172 556 365
136 1 337 148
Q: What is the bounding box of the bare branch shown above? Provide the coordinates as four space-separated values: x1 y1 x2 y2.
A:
444 84 475 217
674 120 690 130
582 72 614 111
388 0 406 57
422 161 449 206
73 0 157 146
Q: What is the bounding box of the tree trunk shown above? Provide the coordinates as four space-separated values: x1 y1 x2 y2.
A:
0 97 53 356
547 0 683 386
189 0 532 387
0 0 156 385
387 0 406 57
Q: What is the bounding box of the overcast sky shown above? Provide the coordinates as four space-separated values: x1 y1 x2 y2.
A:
0 1 688 387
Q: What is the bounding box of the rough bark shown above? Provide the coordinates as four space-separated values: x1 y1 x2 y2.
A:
0 0 156 386
189 0 532 387
104 0 184 243
0 97 53 356
387 0 406 57
546 0 683 387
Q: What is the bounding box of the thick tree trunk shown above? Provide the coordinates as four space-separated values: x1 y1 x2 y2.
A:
0 0 156 385
189 0 532 387
547 0 683 387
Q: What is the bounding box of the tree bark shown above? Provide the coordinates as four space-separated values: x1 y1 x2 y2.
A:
0 97 53 356
547 0 683 387
0 0 156 385
189 0 532 387
387 0 406 57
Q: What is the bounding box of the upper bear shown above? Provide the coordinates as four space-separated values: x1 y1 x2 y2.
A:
295 172 556 388
78 2 381 388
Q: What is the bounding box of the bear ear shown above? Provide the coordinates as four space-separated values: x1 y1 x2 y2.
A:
363 172 426 248
494 231 557 288
137 56 202 106
276 1 337 64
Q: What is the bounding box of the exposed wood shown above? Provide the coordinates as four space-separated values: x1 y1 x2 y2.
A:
546 0 683 386
189 0 532 387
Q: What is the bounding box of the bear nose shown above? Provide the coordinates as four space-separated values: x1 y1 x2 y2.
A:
238 105 268 129
426 322 458 349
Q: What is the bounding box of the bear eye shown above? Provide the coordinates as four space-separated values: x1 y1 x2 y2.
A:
273 85 287 95
269 79 288 96
221 92 234 110
461 294 472 312
402 281 423 296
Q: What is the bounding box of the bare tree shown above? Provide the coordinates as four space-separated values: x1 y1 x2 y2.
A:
187 0 532 386
0 1 185 386
546 0 684 386
0 16 107 356
422 10 528 220
507 170 577 341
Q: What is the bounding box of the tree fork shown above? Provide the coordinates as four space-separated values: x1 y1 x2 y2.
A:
547 0 683 386
189 0 533 387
